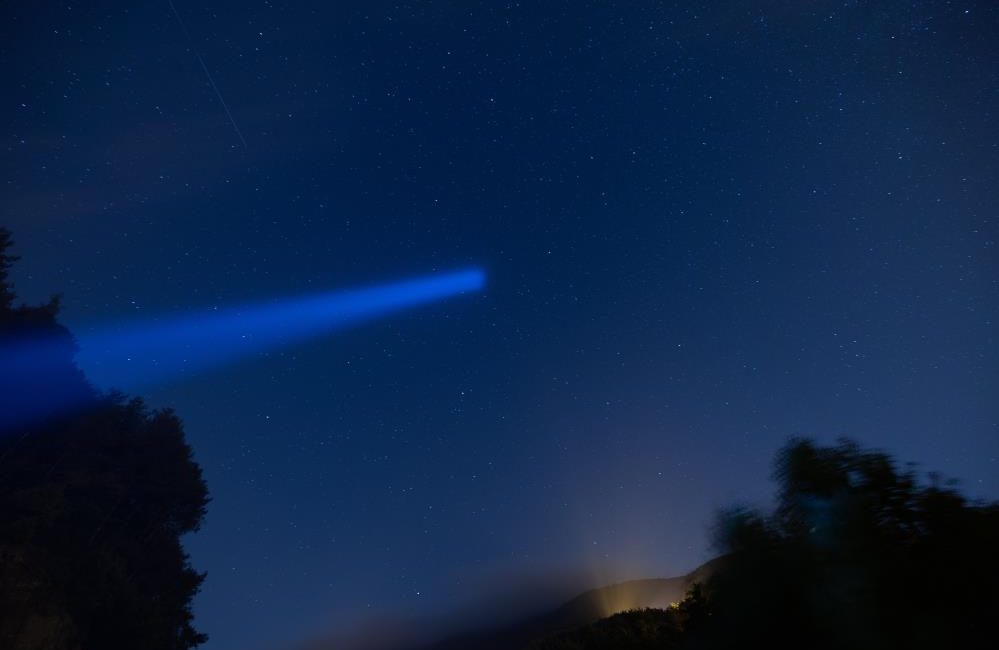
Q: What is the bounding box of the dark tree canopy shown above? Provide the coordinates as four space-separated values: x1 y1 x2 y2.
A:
0 228 210 649
528 438 999 650
702 438 999 650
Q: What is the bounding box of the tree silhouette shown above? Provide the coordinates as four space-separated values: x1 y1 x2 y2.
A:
0 228 210 649
524 439 999 650
704 438 999 650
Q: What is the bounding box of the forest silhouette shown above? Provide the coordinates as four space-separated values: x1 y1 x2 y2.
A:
2 227 998 650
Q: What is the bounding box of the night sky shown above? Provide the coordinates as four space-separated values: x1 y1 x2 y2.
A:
3 2 997 649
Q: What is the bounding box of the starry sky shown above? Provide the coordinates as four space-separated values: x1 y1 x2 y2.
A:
2 1 997 649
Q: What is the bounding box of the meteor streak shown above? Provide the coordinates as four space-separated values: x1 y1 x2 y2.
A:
1 267 485 430
167 0 248 148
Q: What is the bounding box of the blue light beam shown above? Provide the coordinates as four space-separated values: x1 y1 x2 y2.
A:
2 267 485 429
78 267 485 389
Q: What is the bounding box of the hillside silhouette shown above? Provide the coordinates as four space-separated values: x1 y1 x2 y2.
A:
407 560 718 650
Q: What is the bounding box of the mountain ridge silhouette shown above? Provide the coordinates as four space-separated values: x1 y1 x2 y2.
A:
413 558 723 650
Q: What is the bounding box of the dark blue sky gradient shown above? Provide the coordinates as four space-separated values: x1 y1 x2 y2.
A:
3 2 997 649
